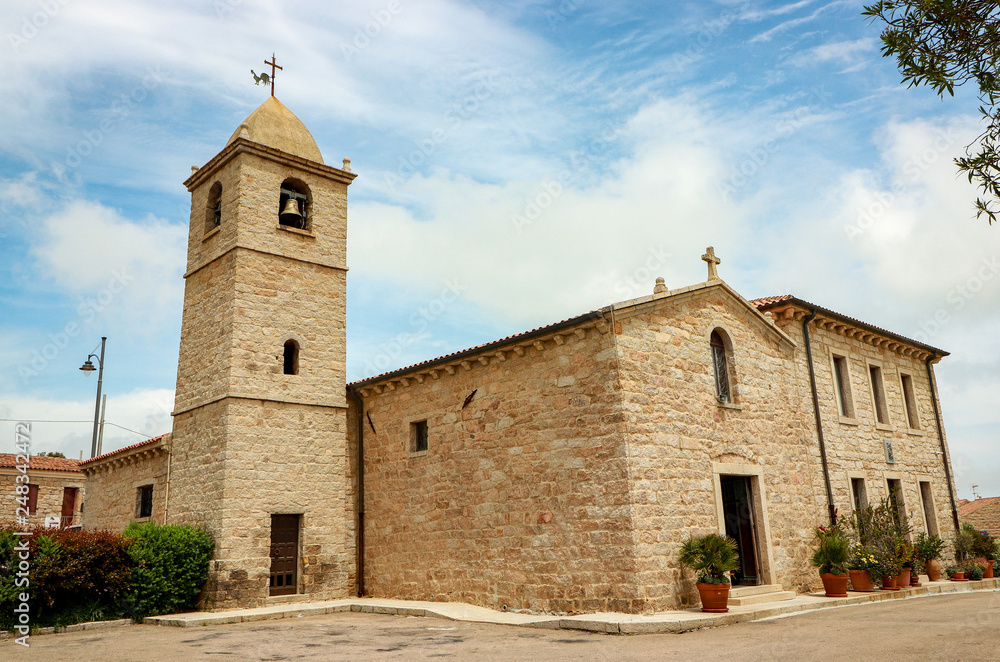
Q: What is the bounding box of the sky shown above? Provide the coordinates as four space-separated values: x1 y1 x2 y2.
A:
1 0 997 500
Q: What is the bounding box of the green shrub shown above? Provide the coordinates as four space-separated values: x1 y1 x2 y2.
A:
123 521 214 618
0 527 133 629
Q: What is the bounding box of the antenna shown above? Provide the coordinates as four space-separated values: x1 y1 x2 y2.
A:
972 484 981 500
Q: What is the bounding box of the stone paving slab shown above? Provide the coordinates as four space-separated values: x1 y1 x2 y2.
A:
140 577 1000 635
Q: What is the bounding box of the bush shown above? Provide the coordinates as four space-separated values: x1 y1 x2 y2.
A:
0 527 133 629
123 521 214 618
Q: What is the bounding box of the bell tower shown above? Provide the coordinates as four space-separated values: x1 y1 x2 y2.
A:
169 95 356 607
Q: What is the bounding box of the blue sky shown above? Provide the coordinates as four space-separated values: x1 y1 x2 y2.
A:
1 0 997 499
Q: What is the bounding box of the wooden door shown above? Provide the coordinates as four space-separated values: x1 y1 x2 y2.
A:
269 514 299 596
61 487 78 526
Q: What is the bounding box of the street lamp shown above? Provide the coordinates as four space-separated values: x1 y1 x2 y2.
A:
80 337 106 459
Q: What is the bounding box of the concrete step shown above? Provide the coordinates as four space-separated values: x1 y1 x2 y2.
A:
727 584 797 607
728 584 785 598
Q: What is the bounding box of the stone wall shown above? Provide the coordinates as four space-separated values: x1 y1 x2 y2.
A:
352 317 643 613
612 285 819 610
80 437 169 531
0 468 85 528
770 305 959 554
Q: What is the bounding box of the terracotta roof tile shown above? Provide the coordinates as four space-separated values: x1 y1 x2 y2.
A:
959 496 1000 516
0 454 83 473
78 433 170 467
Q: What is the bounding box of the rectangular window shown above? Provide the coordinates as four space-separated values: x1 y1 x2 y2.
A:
869 365 888 424
27 484 39 515
887 479 906 531
900 374 920 429
411 420 428 453
919 482 939 536
832 355 854 418
137 485 154 518
851 478 868 512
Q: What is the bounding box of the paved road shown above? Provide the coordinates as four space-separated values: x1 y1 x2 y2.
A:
4 590 999 661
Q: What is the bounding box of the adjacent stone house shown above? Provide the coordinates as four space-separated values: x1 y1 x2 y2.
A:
959 497 1000 535
78 434 170 530
81 95 961 613
0 454 85 528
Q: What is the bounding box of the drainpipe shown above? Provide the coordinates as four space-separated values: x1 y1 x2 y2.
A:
803 310 837 526
346 386 365 598
926 354 960 533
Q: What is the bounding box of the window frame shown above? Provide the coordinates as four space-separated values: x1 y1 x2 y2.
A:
136 484 154 519
831 354 856 421
410 420 429 455
867 363 890 427
899 373 921 431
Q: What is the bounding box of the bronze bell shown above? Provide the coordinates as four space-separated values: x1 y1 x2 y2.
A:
279 198 303 225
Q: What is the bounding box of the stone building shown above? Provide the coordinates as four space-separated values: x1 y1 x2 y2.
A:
81 95 961 613
0 453 85 528
959 497 1000 535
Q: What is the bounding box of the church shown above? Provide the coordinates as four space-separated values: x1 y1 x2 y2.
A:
80 93 961 614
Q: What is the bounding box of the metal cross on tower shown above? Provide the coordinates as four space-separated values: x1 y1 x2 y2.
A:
264 53 282 97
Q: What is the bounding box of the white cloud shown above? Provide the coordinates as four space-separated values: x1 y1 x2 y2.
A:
31 200 187 335
0 388 174 459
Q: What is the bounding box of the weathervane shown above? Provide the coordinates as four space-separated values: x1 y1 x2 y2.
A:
251 53 282 97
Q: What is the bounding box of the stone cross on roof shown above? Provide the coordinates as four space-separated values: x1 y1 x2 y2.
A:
701 246 721 281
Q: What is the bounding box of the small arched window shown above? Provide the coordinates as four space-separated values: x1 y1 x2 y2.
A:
283 340 299 375
278 179 310 230
710 330 731 403
205 181 223 233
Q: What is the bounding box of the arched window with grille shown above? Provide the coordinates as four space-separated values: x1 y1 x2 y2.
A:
711 330 731 403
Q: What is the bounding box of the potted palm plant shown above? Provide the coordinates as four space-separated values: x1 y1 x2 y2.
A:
678 532 740 613
914 532 946 581
811 524 850 596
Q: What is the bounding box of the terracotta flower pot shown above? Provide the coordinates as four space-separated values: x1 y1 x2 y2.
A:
697 582 731 613
926 559 941 582
897 568 911 588
910 571 921 587
951 571 965 581
881 574 898 590
820 572 849 597
849 569 875 592
986 561 994 579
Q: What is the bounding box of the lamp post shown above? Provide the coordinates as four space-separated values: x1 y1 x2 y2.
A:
80 337 106 459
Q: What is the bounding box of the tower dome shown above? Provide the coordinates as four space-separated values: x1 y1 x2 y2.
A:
227 96 323 163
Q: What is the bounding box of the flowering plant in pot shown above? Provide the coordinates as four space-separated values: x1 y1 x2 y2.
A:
811 524 850 597
678 532 739 613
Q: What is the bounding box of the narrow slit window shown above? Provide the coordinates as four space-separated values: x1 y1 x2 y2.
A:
710 330 731 403
833 355 854 418
137 485 153 518
283 340 299 375
887 479 906 531
869 365 888 424
851 478 867 512
919 482 939 535
900 373 920 429
411 420 428 453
